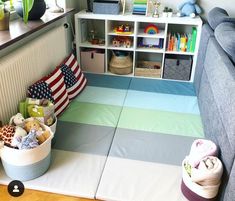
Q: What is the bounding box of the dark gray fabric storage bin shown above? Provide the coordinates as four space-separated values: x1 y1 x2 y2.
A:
93 0 120 15
163 55 193 81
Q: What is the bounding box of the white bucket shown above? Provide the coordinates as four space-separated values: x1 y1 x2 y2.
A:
0 124 54 181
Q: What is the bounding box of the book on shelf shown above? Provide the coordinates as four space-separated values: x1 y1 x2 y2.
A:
167 27 197 53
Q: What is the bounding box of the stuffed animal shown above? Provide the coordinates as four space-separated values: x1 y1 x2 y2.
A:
177 0 202 18
0 125 15 147
9 113 25 127
24 119 50 144
11 126 27 147
14 129 39 150
24 119 41 133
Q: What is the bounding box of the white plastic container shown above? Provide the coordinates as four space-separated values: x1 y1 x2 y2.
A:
0 125 54 181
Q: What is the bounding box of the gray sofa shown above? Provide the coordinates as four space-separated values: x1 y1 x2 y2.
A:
194 7 235 201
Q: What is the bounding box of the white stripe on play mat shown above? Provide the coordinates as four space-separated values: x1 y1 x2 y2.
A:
96 157 188 201
0 149 106 199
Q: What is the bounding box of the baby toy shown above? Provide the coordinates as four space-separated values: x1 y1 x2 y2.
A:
114 24 132 34
24 119 41 132
0 125 15 147
36 130 51 144
9 113 25 127
144 24 159 34
24 119 50 144
11 126 27 147
112 36 132 48
14 129 39 150
177 0 202 18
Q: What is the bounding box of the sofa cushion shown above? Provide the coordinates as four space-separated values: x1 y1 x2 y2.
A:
28 68 70 117
215 22 235 63
59 53 87 100
208 7 235 30
203 38 235 151
194 24 214 96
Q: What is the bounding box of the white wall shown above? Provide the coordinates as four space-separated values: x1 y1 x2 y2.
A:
75 0 235 18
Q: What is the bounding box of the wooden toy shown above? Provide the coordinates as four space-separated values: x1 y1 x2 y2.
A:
144 24 159 34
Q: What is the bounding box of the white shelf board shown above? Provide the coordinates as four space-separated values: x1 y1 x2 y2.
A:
106 71 134 77
165 51 195 56
136 47 164 53
79 41 106 49
107 46 134 51
75 10 202 26
108 31 135 37
137 29 165 38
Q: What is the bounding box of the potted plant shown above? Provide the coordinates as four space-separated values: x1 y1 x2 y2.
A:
168 8 173 17
15 0 46 23
0 0 10 30
162 7 168 17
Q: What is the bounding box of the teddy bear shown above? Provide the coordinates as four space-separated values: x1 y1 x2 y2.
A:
177 0 202 18
9 113 25 127
24 119 50 144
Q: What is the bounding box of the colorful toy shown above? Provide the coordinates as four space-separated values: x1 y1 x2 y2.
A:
144 24 159 34
9 113 25 127
112 36 132 48
0 125 15 147
114 24 132 35
177 0 202 18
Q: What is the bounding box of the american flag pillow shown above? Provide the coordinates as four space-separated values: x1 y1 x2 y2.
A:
60 53 87 100
28 68 70 117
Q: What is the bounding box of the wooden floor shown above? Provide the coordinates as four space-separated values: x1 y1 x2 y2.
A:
0 185 99 201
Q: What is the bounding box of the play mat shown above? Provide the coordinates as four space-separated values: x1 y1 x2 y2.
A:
0 73 204 200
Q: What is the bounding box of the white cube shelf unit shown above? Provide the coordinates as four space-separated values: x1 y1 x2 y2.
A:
75 10 202 82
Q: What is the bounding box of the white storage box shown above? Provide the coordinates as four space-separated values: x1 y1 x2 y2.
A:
0 125 54 181
81 49 105 73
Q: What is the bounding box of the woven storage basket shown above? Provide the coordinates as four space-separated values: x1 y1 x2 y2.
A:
135 61 161 78
109 52 133 75
0 120 54 181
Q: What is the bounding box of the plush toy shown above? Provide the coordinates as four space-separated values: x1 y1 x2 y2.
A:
11 126 27 147
9 113 25 127
14 129 39 150
24 119 50 144
0 125 15 147
177 0 202 18
36 130 51 144
24 119 41 133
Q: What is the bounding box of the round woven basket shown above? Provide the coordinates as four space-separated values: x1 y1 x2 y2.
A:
109 52 132 75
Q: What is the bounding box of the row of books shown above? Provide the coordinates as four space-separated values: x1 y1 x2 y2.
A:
167 27 197 53
132 0 147 15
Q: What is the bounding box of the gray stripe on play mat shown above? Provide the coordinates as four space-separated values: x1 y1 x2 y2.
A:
109 128 197 166
53 121 115 156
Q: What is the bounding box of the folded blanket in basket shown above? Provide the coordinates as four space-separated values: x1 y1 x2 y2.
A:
182 156 223 201
188 139 217 167
191 156 223 186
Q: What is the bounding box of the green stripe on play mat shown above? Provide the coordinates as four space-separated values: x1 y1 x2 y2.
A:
59 102 122 127
118 107 204 138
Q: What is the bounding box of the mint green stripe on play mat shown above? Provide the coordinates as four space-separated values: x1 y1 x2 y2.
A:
59 102 122 127
117 107 204 138
75 86 127 106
